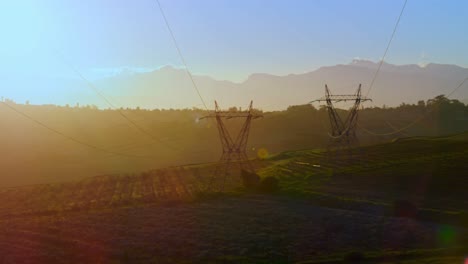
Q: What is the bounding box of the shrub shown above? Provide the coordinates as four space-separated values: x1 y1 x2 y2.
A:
259 176 279 193
241 170 260 190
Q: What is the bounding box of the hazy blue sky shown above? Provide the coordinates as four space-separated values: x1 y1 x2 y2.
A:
0 0 467 104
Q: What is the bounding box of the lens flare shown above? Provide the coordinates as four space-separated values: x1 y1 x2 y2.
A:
257 148 269 159
437 225 456 246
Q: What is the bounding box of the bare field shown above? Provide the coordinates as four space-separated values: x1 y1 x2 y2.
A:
0 195 466 263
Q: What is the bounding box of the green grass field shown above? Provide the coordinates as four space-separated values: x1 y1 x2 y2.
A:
259 133 468 218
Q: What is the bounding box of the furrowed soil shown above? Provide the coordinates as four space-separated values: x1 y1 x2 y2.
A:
0 195 466 263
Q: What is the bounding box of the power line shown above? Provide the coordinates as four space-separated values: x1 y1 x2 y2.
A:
152 0 223 160
56 50 182 152
447 76 468 98
359 0 468 137
154 0 209 110
0 101 153 159
366 0 408 97
307 0 407 141
360 76 468 136
385 121 410 137
360 115 426 136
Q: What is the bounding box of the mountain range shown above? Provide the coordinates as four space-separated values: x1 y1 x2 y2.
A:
90 60 468 110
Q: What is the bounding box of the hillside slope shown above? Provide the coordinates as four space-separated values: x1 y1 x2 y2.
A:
0 133 467 263
1 132 467 222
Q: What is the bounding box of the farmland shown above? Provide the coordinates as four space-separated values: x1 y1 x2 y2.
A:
0 133 467 262
1 196 466 263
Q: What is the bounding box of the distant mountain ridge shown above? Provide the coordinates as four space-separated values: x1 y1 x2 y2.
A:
93 60 468 110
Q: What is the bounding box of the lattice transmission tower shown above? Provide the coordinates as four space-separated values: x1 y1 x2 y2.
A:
201 100 262 191
312 84 371 161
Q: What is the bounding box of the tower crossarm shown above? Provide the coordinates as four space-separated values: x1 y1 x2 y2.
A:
201 114 263 119
311 84 372 104
311 95 372 103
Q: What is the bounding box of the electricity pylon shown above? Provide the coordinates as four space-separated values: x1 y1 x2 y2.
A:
312 84 371 163
201 100 262 191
